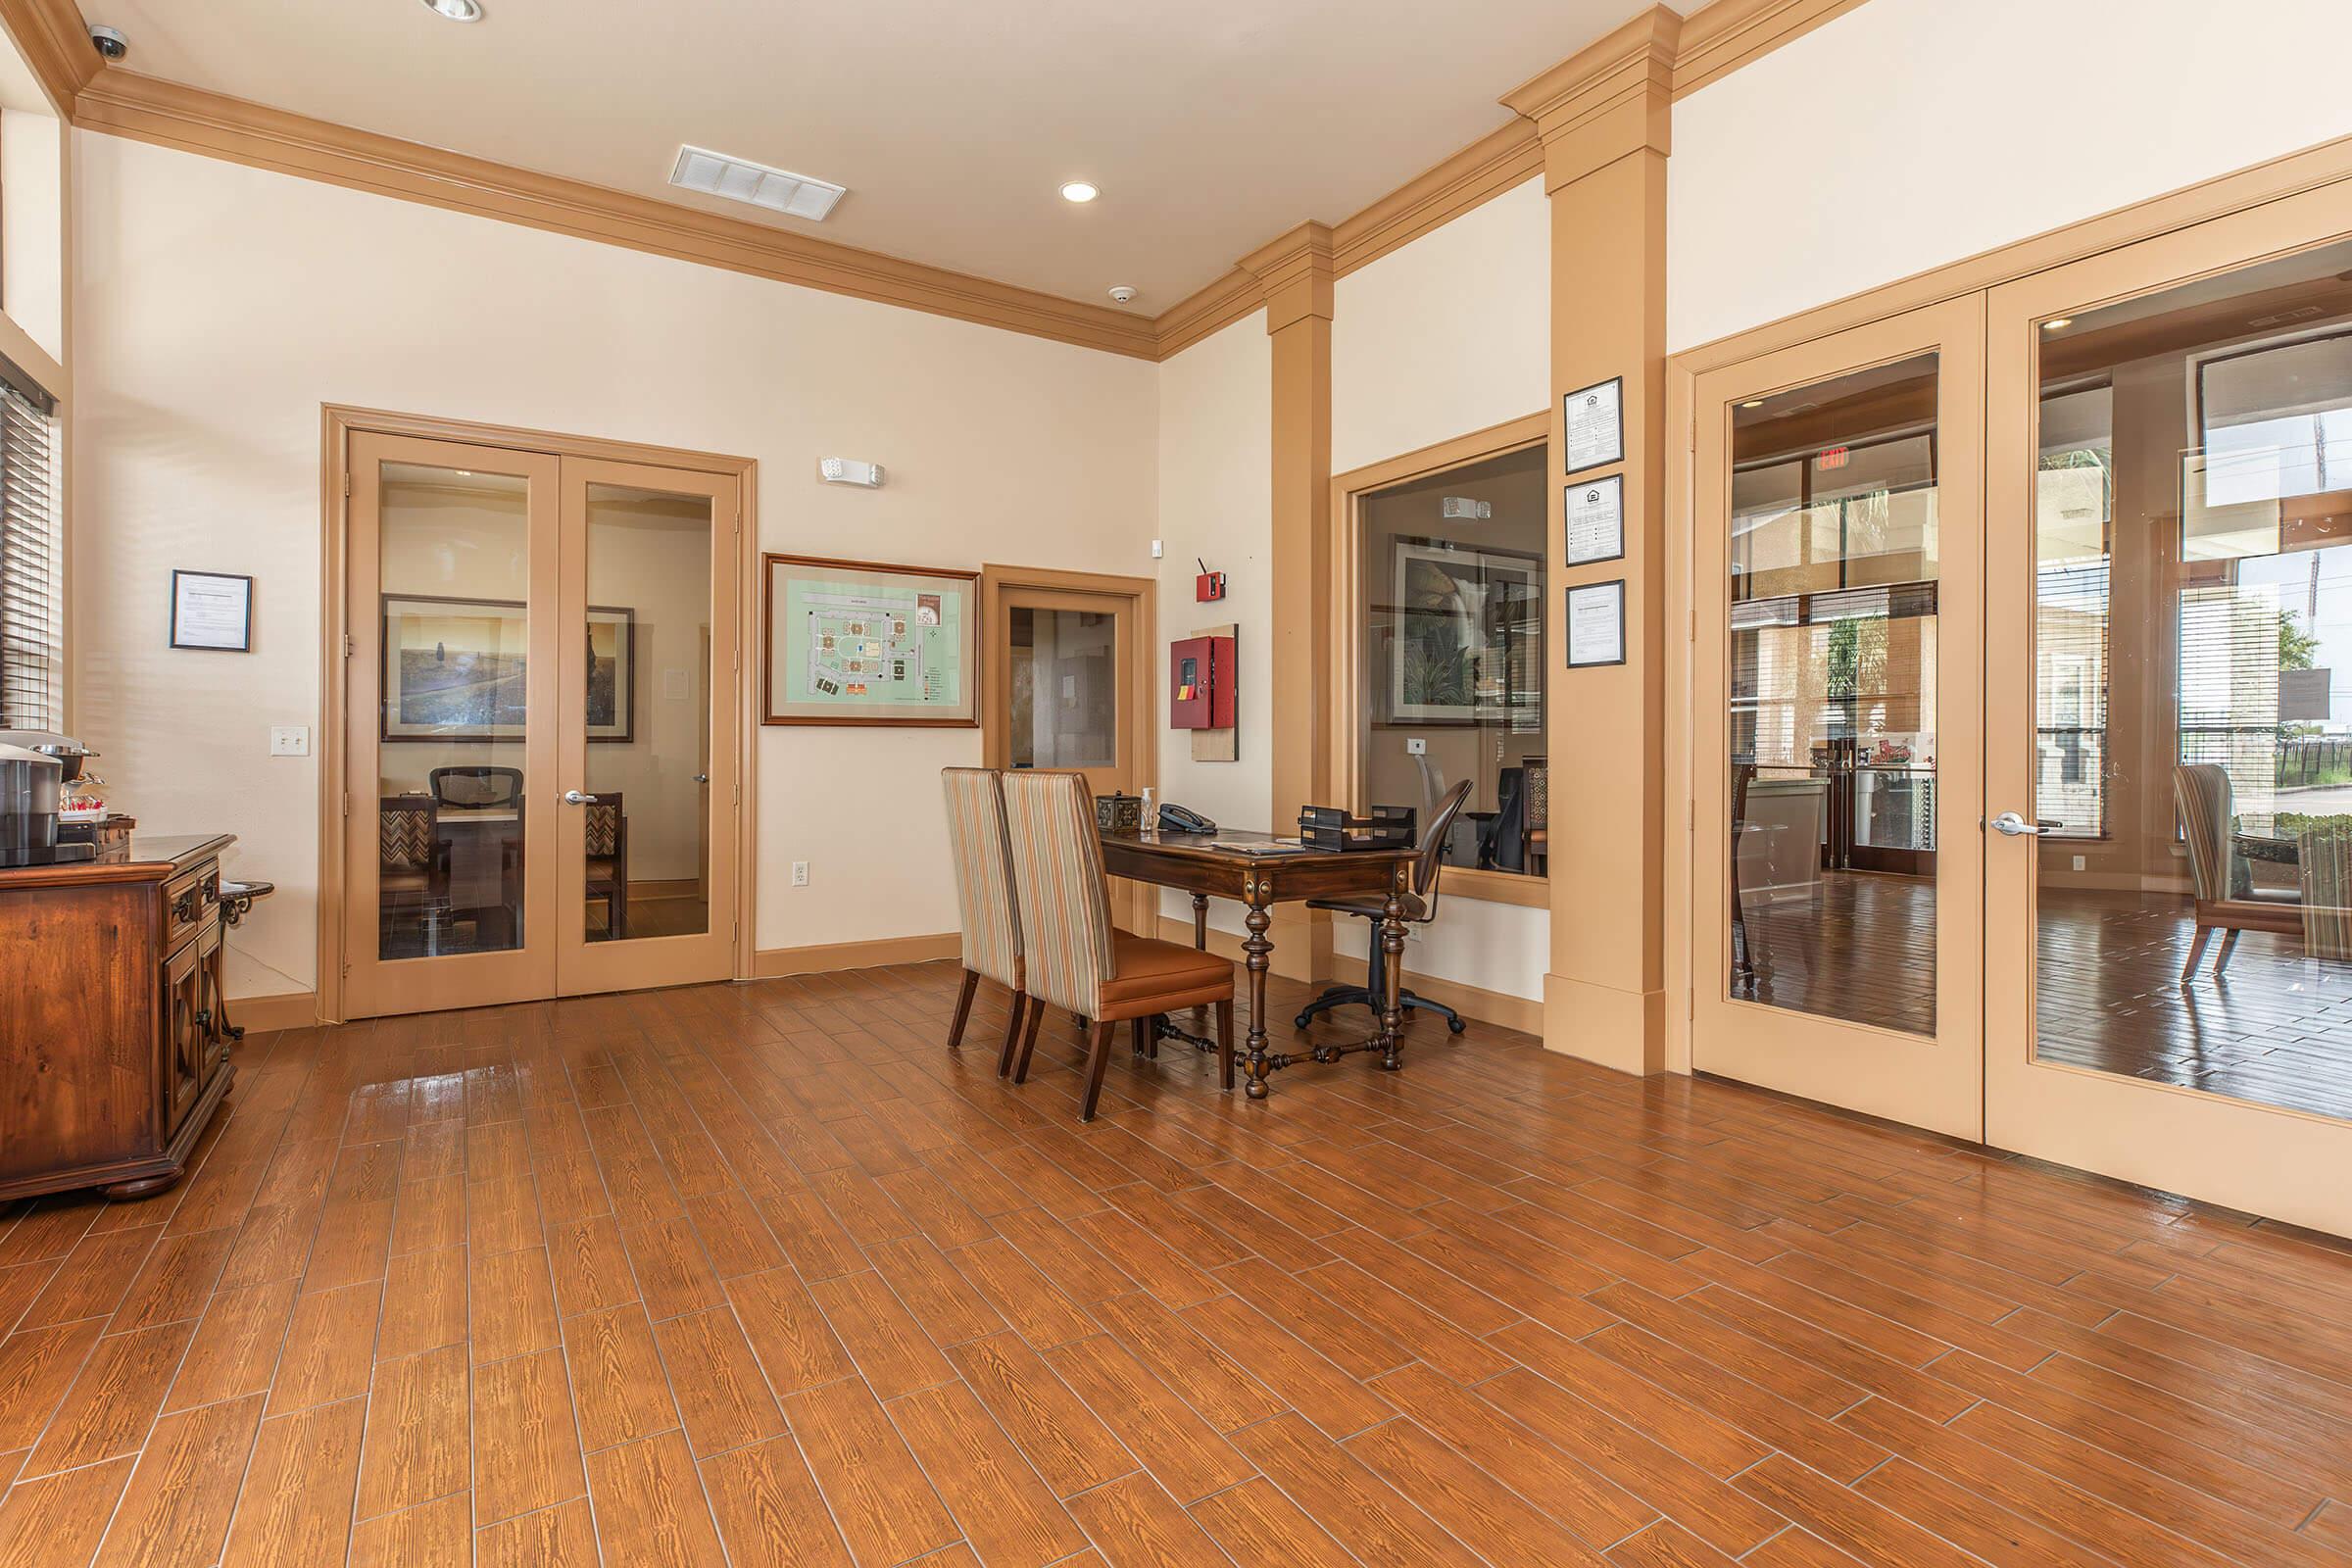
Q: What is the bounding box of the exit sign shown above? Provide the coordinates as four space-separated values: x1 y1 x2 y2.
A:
1818 445 1850 470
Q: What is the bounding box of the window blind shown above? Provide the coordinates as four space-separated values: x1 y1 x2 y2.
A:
0 378 61 731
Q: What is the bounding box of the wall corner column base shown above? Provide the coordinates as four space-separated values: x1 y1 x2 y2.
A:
1542 971 1666 1075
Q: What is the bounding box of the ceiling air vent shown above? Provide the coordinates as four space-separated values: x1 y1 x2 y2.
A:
668 145 845 221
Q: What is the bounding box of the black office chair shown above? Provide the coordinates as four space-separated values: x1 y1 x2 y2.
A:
1294 779 1476 1036
1478 765 1528 872
429 765 525 809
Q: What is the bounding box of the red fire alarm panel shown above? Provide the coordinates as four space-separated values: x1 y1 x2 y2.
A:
1170 634 1235 730
1196 570 1226 602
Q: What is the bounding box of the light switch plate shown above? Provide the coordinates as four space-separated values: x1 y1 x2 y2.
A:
269 725 310 757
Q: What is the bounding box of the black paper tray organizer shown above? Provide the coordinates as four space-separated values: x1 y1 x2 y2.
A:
1297 804 1415 852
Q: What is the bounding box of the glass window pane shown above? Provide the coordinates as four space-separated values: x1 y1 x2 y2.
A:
582 482 712 942
1728 353 1940 1035
376 462 529 960
2034 235 2352 1121
1008 607 1117 768
1358 445 1548 877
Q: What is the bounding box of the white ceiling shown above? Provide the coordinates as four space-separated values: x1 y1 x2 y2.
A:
89 0 1658 312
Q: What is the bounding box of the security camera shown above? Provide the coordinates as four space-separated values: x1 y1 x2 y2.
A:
1107 285 1138 305
88 24 127 61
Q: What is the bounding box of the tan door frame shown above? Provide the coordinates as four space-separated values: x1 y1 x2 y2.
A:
979 563 1158 932
318 405 759 1023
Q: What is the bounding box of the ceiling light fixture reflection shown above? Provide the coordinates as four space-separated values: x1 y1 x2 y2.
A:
1740 399 1765 408
421 0 484 21
1059 181 1100 203
2042 317 2074 331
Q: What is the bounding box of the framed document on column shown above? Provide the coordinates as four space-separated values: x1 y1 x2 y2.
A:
1562 376 1624 475
1566 578 1626 668
1564 475 1625 566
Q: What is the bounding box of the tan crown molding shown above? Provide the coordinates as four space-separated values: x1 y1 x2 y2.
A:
0 0 95 114
23 0 1870 364
1671 0 1870 97
1240 220 1335 333
72 69 1161 360
1500 5 1679 190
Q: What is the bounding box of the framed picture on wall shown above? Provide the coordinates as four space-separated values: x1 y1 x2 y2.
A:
761 554 980 725
1384 538 1542 724
169 569 254 652
381 594 635 742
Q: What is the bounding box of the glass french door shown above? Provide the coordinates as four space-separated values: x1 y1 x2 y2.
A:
1691 297 1987 1138
345 432 740 1016
1985 182 2352 1236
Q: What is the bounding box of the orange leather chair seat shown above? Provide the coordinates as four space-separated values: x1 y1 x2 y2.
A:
1098 934 1236 1017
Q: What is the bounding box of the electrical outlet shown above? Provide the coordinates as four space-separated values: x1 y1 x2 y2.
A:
1405 737 1427 756
269 725 310 757
792 860 809 887
2073 854 2086 871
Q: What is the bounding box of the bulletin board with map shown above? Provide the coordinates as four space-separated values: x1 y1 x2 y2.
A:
760 554 979 726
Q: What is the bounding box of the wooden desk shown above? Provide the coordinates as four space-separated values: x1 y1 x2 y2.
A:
1098 827 1417 1099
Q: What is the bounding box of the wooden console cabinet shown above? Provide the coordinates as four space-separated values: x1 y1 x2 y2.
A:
0 833 239 1200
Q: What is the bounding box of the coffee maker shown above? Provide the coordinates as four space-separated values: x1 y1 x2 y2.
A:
0 743 92 866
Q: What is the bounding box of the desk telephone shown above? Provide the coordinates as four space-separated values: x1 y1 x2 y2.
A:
1157 803 1216 835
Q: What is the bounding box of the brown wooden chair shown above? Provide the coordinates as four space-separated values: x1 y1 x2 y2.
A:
999 769 1235 1119
584 792 628 939
2175 761 2300 981
1522 756 1547 875
940 766 1029 1072
1295 780 1475 1035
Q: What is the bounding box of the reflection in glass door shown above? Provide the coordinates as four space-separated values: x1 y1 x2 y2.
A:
1693 298 1984 1138
346 435 560 1016
558 461 740 995
1986 190 2352 1235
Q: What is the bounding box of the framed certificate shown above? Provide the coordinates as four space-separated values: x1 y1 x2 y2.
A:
170 569 253 652
1564 475 1625 566
1562 376 1625 475
1566 578 1627 668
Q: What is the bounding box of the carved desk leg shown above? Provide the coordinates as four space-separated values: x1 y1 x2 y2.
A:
1241 872 1274 1100
1192 893 1209 950
1377 868 1409 1072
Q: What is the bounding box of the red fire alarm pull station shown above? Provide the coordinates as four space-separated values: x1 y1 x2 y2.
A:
1195 558 1226 603
1169 634 1235 729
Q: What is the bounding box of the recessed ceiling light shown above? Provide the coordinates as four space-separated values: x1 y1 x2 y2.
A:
2042 317 2074 331
421 0 484 19
1060 181 1100 204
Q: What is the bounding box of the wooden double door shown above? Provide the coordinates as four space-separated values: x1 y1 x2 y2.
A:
341 427 742 1016
1690 180 2352 1235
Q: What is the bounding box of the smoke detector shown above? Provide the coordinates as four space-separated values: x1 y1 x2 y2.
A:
669 145 846 221
1107 285 1138 305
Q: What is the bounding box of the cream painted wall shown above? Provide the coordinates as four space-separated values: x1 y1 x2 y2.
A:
1668 0 2352 354
70 131 1157 1002
1330 171 1552 1001
1332 176 1550 476
1152 311 1272 936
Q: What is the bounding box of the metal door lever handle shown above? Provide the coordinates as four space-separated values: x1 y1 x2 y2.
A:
1989 811 2061 836
562 790 598 806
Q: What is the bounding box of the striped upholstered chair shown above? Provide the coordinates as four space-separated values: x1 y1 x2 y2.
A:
940 767 1029 1072
2174 762 2300 981
999 769 1236 1120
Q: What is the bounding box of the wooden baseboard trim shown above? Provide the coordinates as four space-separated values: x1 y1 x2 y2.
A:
227 991 319 1033
753 933 959 979
1156 916 1541 1033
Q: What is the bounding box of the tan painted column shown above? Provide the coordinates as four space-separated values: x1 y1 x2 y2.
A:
1505 9 1677 1073
1246 221 1335 983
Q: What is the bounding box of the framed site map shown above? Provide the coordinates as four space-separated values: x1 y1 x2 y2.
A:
761 554 979 726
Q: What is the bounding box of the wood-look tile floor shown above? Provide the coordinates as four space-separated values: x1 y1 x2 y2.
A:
3 960 2351 1566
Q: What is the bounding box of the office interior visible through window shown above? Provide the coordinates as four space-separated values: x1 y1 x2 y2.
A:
1357 444 1548 877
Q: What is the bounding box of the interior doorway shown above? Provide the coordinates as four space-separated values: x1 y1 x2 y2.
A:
322 410 754 1019
980 564 1157 933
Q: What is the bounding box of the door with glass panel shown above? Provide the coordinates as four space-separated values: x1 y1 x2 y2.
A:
987 579 1152 931
1985 184 2352 1235
1692 298 1986 1138
345 432 740 1015
554 459 739 995
346 433 561 1016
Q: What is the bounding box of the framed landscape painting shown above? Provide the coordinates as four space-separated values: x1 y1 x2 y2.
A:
382 594 634 742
